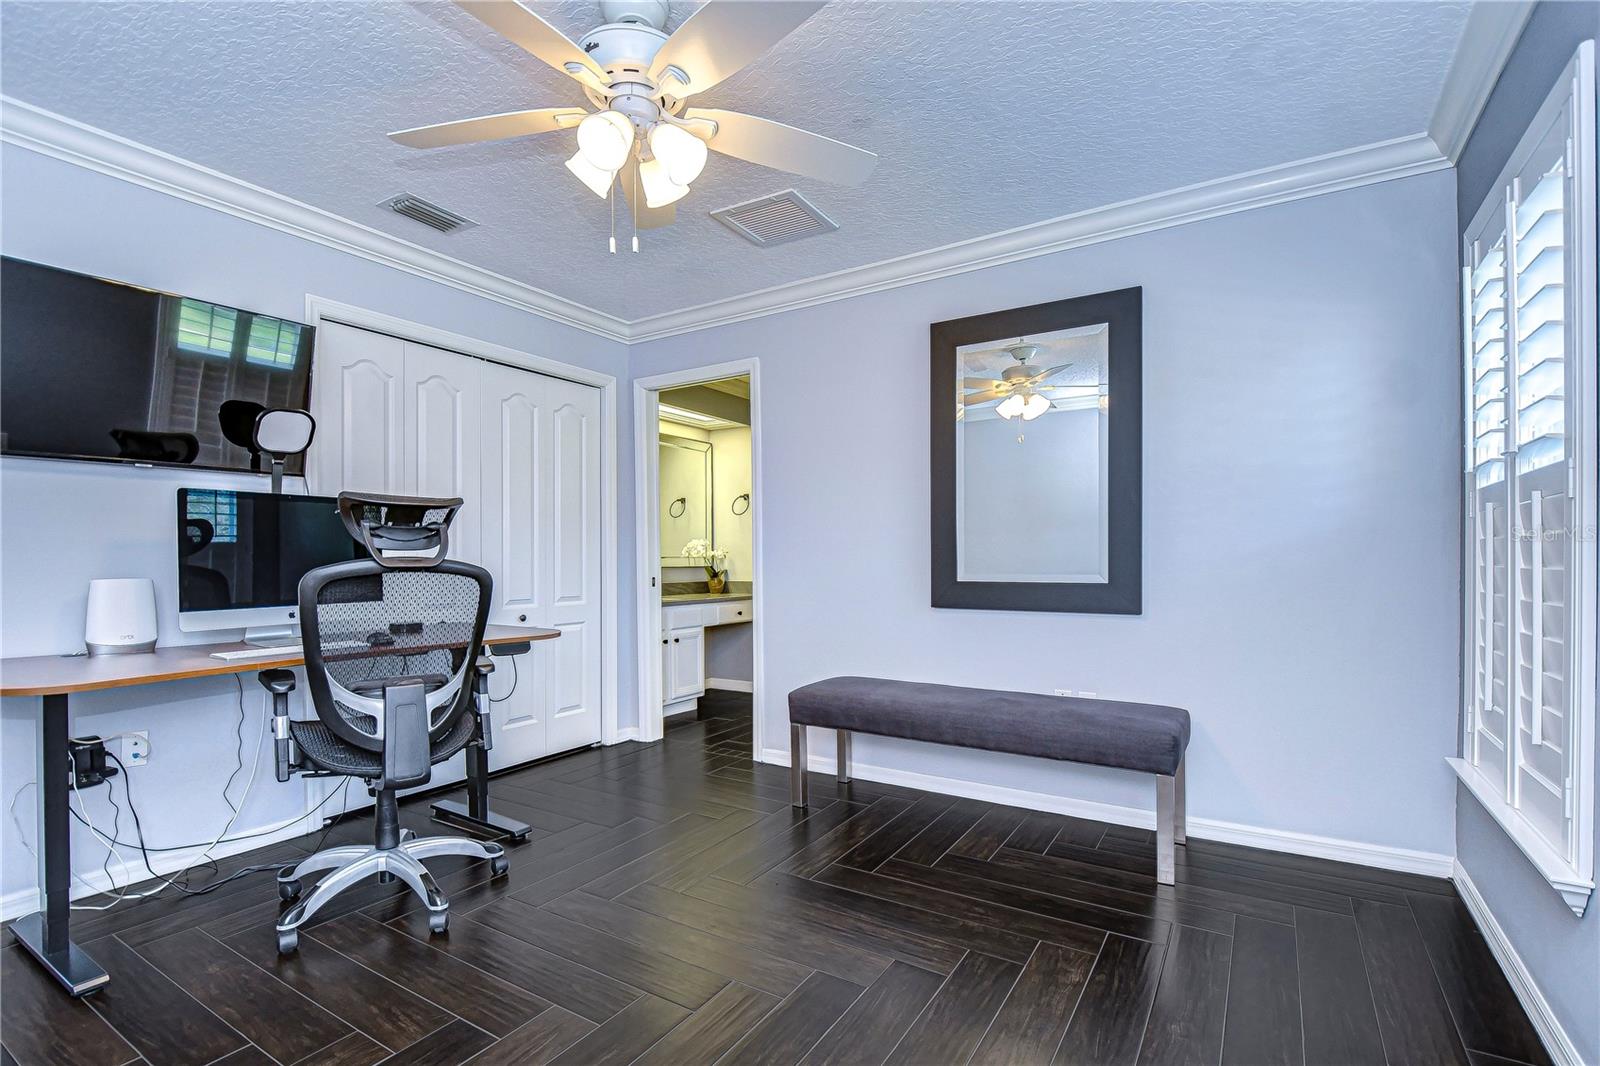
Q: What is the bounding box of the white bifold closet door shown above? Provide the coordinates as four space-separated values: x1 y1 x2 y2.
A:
311 322 603 767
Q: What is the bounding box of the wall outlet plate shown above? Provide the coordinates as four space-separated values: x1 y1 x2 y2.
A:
117 731 150 767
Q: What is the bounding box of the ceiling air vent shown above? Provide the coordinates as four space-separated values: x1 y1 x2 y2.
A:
380 193 478 234
711 190 837 247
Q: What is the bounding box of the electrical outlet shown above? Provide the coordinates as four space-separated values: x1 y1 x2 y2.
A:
116 731 150 767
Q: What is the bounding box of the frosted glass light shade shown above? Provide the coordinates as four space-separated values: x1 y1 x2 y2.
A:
1021 393 1051 420
577 110 634 172
566 151 615 198
649 122 707 185
639 157 689 208
996 394 1025 419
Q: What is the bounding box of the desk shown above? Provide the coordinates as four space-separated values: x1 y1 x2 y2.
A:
0 624 558 996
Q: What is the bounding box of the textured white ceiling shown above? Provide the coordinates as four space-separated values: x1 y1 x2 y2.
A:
0 1 1469 321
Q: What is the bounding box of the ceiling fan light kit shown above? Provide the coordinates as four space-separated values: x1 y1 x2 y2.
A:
390 0 877 249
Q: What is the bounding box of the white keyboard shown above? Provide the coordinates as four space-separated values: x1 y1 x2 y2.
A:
210 644 303 662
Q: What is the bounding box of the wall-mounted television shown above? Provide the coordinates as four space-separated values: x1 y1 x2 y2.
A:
0 257 315 475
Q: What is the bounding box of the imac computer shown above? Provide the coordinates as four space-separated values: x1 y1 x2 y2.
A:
177 488 367 646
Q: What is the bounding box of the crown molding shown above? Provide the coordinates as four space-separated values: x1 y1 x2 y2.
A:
1429 0 1536 163
2 96 1452 345
625 133 1450 341
0 97 630 343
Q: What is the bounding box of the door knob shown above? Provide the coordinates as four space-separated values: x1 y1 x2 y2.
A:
518 614 527 622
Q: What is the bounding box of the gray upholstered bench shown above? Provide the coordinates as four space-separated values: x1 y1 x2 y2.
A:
788 676 1191 884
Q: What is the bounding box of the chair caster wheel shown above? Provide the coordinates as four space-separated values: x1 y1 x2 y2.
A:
490 855 509 878
429 911 449 935
277 929 298 955
278 878 301 902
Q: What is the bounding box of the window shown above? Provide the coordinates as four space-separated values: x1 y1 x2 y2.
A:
175 298 238 358
1454 42 1596 916
184 490 238 543
245 316 304 369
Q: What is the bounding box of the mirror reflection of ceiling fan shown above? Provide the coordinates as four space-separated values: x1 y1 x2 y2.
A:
389 0 878 238
961 342 1099 421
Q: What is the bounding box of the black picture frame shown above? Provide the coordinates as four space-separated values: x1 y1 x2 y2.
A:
931 287 1142 613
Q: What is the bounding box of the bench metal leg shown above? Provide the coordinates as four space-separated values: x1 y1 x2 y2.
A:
1174 755 1187 845
1156 769 1179 886
836 730 851 783
790 724 809 808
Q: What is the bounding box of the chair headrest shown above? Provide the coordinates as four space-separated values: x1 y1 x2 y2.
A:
336 492 462 569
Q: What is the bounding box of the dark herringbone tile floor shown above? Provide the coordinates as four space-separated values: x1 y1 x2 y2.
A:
2 692 1550 1066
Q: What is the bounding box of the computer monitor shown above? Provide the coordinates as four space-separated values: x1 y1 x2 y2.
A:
177 488 367 643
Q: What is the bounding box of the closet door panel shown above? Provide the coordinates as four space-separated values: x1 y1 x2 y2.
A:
544 375 603 754
308 323 404 496
403 342 481 563
480 360 550 768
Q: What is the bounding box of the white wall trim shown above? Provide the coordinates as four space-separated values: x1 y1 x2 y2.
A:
625 134 1449 341
706 678 755 694
1 806 325 922
760 746 1455 879
300 295 624 750
2 97 1456 346
1453 860 1583 1066
1428 1 1537 163
0 96 630 343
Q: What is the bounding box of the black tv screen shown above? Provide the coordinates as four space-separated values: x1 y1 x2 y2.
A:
0 257 315 474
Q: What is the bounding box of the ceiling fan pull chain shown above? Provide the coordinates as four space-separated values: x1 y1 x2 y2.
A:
608 177 617 254
632 163 640 252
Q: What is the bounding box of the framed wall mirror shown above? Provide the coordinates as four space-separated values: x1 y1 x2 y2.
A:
931 287 1142 613
660 433 712 565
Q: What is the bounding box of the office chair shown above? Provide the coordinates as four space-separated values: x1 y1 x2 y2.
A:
259 491 508 954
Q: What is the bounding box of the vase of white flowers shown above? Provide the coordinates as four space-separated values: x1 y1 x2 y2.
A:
682 539 730 593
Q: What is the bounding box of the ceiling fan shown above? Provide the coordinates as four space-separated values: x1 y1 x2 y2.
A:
961 342 1090 421
389 0 878 237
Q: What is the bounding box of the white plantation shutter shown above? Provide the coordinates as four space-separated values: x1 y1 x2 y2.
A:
1458 43 1596 910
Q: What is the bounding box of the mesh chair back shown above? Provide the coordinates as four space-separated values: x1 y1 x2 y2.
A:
298 559 492 753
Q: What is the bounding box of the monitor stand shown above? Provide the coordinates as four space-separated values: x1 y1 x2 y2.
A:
243 625 300 649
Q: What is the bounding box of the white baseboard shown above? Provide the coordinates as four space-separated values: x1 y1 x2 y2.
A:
610 727 641 744
706 678 754 694
1453 860 1581 1066
759 747 1454 879
0 809 332 922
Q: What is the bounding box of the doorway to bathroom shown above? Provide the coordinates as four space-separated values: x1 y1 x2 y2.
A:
634 361 761 757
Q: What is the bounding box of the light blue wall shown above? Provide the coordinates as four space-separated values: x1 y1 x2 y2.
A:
0 142 636 908
1453 5 1600 1061
632 168 1464 855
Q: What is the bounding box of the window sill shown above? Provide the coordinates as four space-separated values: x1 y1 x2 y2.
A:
1449 758 1594 916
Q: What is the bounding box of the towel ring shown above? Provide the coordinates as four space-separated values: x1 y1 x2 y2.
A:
731 493 750 516
668 497 686 519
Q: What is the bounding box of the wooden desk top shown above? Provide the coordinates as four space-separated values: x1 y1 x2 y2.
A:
0 625 559 697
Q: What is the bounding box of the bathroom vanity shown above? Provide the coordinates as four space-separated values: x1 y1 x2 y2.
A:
661 592 753 714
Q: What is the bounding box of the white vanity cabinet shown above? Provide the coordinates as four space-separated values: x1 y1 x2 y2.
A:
661 599 752 714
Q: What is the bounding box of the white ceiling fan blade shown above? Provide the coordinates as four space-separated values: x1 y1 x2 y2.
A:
1028 363 1076 383
685 108 876 184
620 157 677 229
963 377 1002 390
389 107 586 148
963 388 1005 405
650 1 824 98
455 1 610 91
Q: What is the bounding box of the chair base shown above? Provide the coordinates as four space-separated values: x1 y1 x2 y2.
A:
275 835 506 953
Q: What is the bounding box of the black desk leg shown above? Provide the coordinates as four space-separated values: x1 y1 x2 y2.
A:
12 693 109 996
430 726 532 844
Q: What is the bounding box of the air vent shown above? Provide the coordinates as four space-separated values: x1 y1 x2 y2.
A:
380 193 478 234
711 190 837 247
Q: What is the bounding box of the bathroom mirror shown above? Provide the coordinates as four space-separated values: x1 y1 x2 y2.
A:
660 433 712 565
930 288 1142 613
